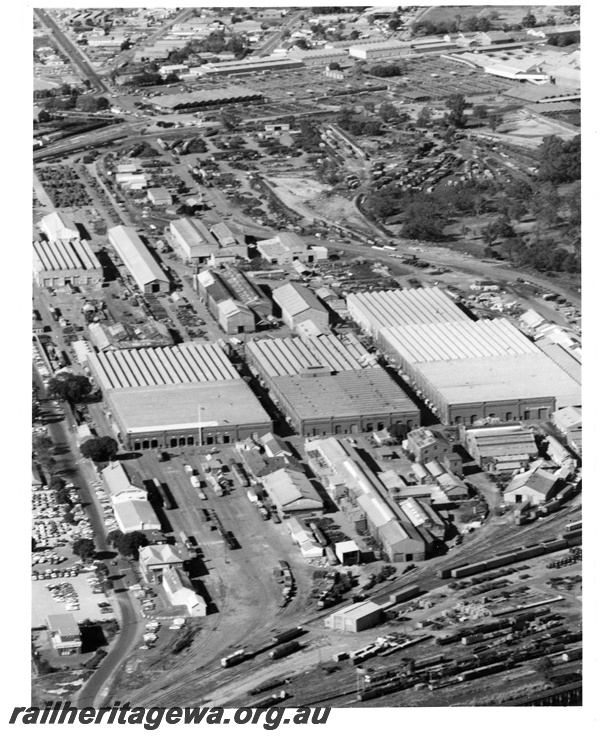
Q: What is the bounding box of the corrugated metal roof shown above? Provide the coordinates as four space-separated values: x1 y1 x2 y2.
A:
33 239 100 272
380 318 537 364
347 287 467 335
87 343 238 389
108 225 168 289
247 334 368 376
114 499 161 531
146 86 262 109
273 282 327 318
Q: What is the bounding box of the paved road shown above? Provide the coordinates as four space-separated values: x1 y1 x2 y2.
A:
34 8 109 94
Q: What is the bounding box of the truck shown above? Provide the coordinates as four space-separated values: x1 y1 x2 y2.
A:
190 475 201 489
247 489 259 504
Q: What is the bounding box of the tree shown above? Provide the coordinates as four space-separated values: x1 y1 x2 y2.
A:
537 135 581 184
488 113 503 132
295 38 310 50
328 61 341 71
522 12 537 28
80 436 118 463
445 93 467 128
472 104 487 119
107 530 148 559
388 422 408 441
37 109 51 123
72 538 96 561
416 106 432 128
46 374 92 404
379 102 400 123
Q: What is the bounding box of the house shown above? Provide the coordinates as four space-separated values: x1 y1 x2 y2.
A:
162 567 207 617
261 468 323 516
503 468 558 506
46 614 82 656
272 282 329 331
139 544 185 583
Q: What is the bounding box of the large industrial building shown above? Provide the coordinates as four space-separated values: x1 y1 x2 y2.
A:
346 287 469 339
32 239 103 288
378 318 581 424
256 232 327 266
272 282 329 330
86 343 272 450
169 218 220 264
144 86 264 113
288 47 349 66
108 225 170 294
246 334 420 436
349 40 412 60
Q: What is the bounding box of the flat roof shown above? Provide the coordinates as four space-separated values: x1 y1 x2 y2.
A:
331 601 383 619
246 333 371 376
273 282 327 318
349 40 411 51
107 380 271 433
87 343 239 389
411 354 581 408
108 225 168 288
272 369 419 420
347 287 467 334
46 613 80 635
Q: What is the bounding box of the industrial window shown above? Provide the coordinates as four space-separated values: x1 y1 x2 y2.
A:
142 440 150 450
470 415 477 424
524 410 531 420
187 436 195 446
334 425 341 434
455 416 463 424
539 408 548 420
170 438 178 448
377 422 384 431
134 442 141 451
206 435 214 445
506 412 513 421
150 439 158 448
366 423 373 432
223 434 230 443
179 437 186 446
405 554 413 562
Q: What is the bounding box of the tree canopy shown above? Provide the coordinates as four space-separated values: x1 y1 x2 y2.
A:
72 538 96 560
46 374 92 404
537 135 580 184
80 436 118 463
107 530 148 559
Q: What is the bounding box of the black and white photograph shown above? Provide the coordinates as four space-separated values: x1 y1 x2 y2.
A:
17 0 591 731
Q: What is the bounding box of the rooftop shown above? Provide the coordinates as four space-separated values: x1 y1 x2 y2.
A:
33 239 101 273
108 225 169 288
146 86 263 109
261 468 323 509
46 613 80 636
113 499 161 531
504 468 557 496
273 282 328 318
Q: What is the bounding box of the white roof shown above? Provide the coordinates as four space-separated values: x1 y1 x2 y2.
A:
262 468 323 510
108 225 169 289
272 282 327 318
33 239 100 273
114 499 161 532
38 211 79 241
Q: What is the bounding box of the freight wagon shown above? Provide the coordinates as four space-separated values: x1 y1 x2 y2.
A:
269 641 301 660
221 649 246 668
271 627 304 646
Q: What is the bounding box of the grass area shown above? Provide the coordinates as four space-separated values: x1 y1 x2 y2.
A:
421 5 559 26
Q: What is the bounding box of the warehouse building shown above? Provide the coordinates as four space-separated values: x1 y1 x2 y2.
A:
33 239 103 288
198 56 303 76
347 287 468 339
288 47 348 66
272 282 329 330
461 424 538 473
503 468 559 506
196 266 271 334
349 40 412 60
162 567 207 617
86 343 272 450
108 225 169 294
139 544 185 583
169 217 220 264
257 232 327 266
38 211 80 241
114 498 161 534
325 602 383 632
144 86 264 113
261 468 324 517
147 187 172 206
246 334 420 436
379 318 581 425
552 406 582 436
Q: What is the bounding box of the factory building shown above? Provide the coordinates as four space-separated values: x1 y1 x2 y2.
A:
305 437 432 562
349 40 412 60
378 318 581 424
86 343 272 450
272 282 329 330
169 218 220 264
324 602 383 633
196 266 271 334
38 211 80 241
288 47 348 66
261 468 324 517
346 287 468 339
460 424 539 473
503 468 559 506
246 334 420 436
108 225 169 294
147 187 172 206
198 56 303 76
256 232 327 266
405 427 451 465
144 86 263 113
32 239 103 288
100 461 161 534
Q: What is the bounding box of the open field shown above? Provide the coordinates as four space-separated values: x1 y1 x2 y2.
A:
420 5 563 26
